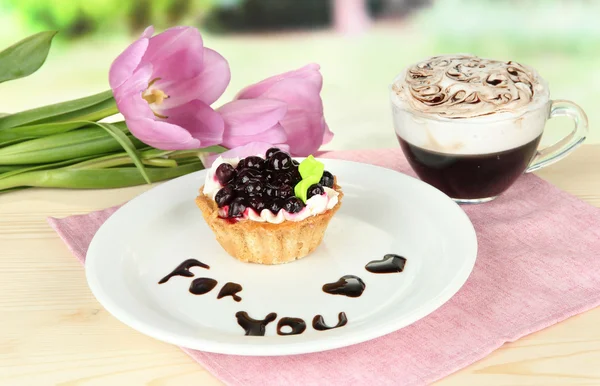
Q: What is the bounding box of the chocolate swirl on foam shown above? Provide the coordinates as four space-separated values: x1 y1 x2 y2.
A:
393 55 545 118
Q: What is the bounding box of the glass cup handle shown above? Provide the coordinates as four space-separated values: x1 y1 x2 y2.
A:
526 100 589 173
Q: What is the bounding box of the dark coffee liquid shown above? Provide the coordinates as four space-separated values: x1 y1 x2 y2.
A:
312 312 348 331
398 135 541 199
277 317 307 336
236 311 277 336
158 259 210 284
189 278 218 295
366 254 407 274
323 275 366 298
217 282 243 302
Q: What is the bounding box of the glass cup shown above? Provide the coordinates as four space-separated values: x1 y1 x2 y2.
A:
389 74 589 204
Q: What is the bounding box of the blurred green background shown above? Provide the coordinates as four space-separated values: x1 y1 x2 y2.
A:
0 0 596 150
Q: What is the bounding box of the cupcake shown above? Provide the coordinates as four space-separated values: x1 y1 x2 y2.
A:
195 148 342 264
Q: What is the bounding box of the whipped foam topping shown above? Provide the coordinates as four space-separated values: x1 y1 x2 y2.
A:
391 54 549 119
202 156 339 224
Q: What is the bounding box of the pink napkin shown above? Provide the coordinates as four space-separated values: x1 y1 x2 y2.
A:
48 148 600 386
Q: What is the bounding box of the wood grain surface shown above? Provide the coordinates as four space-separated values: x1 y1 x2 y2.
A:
1 145 599 386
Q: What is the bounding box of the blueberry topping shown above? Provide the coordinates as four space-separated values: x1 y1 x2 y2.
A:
271 172 292 187
217 153 331 218
307 183 325 199
268 152 292 171
284 197 305 214
264 184 278 198
267 198 285 214
244 156 265 170
228 197 247 218
290 169 303 185
215 163 236 185
320 171 334 188
266 147 281 159
238 167 260 177
215 186 235 208
264 169 276 182
237 168 261 185
236 159 246 171
278 184 293 199
244 180 264 196
248 197 266 213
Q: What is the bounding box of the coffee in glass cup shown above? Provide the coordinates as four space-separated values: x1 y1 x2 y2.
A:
390 54 588 203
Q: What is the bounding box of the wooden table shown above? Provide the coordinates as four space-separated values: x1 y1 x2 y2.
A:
2 145 600 386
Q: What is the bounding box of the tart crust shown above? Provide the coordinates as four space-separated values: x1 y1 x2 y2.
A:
195 184 343 265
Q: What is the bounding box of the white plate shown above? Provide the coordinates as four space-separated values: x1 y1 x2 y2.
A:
86 159 477 356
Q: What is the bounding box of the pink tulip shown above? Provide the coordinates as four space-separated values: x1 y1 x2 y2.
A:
109 26 230 150
208 64 333 164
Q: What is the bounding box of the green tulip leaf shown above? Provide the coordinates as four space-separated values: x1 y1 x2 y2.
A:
88 122 151 184
0 90 115 130
0 31 57 84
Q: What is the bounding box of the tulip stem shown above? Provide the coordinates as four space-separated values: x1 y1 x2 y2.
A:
0 154 103 180
0 161 204 191
67 155 177 170
0 165 22 172
144 158 178 167
0 90 114 130
85 121 151 184
67 154 136 170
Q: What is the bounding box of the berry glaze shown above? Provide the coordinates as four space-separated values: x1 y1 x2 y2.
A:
203 149 339 224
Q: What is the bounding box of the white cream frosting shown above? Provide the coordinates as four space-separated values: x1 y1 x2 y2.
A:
202 156 339 223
